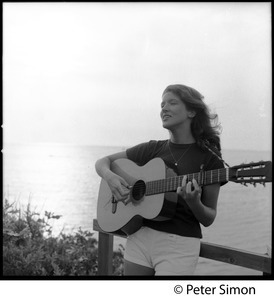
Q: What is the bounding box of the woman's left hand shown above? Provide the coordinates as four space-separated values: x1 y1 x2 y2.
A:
177 175 202 206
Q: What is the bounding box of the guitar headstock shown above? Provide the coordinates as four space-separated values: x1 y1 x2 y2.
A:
229 161 272 186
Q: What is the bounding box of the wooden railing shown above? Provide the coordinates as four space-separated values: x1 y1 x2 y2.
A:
93 219 271 276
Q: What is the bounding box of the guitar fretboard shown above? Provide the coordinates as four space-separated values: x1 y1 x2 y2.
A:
145 168 229 195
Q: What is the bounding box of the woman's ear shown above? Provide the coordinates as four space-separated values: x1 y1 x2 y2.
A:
188 111 196 118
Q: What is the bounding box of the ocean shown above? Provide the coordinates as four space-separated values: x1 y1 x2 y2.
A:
3 143 272 276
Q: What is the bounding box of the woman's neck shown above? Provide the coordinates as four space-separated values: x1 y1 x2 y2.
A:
169 129 196 144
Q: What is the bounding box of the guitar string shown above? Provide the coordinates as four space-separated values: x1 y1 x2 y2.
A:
132 162 266 195
144 169 228 194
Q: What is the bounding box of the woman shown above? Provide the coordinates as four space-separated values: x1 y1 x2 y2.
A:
95 84 226 276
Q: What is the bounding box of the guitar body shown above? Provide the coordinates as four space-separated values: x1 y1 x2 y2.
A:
97 158 178 235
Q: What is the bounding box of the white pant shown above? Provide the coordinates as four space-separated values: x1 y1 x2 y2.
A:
124 226 200 275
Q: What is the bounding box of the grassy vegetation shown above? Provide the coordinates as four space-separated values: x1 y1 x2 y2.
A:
3 199 124 276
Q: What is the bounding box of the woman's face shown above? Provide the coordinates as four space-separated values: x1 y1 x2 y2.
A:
160 92 195 130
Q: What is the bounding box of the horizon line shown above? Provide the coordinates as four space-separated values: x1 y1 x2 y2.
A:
3 141 272 153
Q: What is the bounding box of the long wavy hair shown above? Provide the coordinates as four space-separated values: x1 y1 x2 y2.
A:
162 84 222 153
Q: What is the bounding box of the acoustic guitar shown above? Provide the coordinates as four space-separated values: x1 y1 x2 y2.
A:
97 158 272 235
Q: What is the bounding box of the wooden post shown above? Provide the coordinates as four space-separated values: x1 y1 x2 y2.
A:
263 245 272 276
97 231 114 275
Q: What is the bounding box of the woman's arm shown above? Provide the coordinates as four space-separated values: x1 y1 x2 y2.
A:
177 176 220 227
95 151 131 202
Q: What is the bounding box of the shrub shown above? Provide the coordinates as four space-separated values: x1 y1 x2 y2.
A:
3 199 124 276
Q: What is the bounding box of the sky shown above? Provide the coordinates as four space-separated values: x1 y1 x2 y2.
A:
3 2 272 151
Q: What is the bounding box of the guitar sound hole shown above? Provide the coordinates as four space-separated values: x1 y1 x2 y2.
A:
132 180 146 201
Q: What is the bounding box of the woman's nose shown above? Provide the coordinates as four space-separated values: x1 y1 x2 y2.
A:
161 103 169 112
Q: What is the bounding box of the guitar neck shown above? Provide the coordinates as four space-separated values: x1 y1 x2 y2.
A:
146 168 229 195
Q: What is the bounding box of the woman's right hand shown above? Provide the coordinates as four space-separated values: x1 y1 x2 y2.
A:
105 172 131 204
95 150 131 204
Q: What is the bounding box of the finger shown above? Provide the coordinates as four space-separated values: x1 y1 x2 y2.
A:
120 178 131 189
192 179 202 195
192 178 199 189
123 196 132 205
181 175 187 187
115 194 129 202
119 193 130 203
186 181 193 194
177 186 183 195
177 186 187 200
117 185 130 197
112 191 122 202
112 186 129 201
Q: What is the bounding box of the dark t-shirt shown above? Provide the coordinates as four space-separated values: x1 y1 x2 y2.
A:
126 140 225 238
